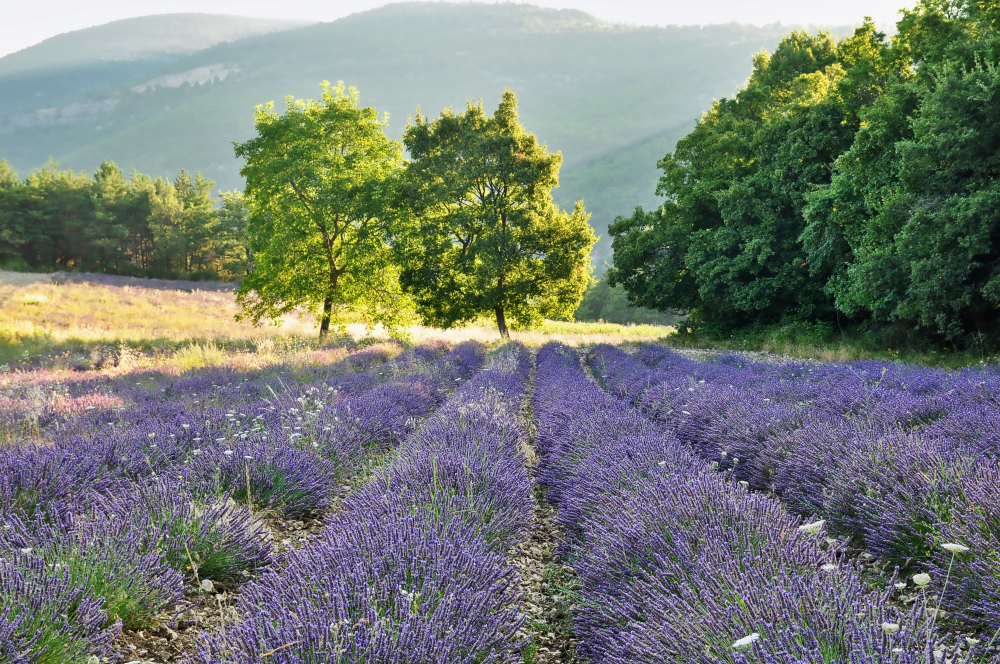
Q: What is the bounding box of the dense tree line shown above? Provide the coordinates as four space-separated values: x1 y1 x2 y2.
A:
609 0 1000 342
0 159 250 280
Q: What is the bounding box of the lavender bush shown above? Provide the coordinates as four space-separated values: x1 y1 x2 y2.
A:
0 555 118 664
534 343 964 662
191 342 530 664
591 343 1000 633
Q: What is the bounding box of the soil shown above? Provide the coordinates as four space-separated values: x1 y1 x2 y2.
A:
511 347 579 664
107 513 328 663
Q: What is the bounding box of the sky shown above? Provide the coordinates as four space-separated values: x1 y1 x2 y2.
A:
1 0 916 59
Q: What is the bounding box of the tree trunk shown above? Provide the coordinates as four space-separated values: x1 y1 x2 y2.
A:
495 305 510 340
319 292 334 340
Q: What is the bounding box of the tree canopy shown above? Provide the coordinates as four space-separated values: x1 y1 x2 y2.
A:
0 158 244 279
609 0 1000 343
398 90 596 338
233 82 410 339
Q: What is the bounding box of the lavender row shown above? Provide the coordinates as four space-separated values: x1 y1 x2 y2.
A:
533 343 964 663
0 342 485 663
0 342 401 445
592 344 1000 633
190 343 534 663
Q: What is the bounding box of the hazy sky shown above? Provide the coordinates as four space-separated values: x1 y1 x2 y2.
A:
2 0 915 59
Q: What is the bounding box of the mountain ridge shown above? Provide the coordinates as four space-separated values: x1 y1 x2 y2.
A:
0 14 312 118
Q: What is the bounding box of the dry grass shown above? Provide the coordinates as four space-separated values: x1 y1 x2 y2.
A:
0 271 320 369
0 274 313 341
0 270 675 372
351 321 673 347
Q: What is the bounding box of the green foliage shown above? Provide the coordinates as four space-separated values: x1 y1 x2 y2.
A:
802 0 1000 340
234 82 411 339
574 276 680 326
214 190 252 280
0 159 242 279
398 90 596 338
613 2 1000 344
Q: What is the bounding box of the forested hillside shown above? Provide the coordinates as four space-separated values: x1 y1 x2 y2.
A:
0 4 811 264
609 0 1000 343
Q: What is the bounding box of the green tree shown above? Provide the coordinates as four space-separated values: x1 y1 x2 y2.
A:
215 190 253 280
610 22 899 328
234 81 409 339
801 1 1000 340
399 90 596 338
0 160 28 267
90 161 132 272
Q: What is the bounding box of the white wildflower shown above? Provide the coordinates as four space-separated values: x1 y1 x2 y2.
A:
798 520 825 535
894 582 907 590
731 632 760 649
941 542 969 554
881 622 900 635
224 450 233 456
912 573 931 587
821 563 837 572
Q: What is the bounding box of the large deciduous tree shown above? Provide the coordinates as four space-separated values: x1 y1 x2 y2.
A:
399 90 596 338
234 82 409 339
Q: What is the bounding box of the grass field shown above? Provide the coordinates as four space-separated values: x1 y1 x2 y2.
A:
0 270 674 372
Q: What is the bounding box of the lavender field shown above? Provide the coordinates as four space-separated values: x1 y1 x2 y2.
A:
2 339 999 663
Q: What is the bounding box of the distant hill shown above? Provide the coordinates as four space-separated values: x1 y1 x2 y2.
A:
0 3 850 264
0 14 312 117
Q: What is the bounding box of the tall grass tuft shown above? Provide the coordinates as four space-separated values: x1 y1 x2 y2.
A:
172 342 227 371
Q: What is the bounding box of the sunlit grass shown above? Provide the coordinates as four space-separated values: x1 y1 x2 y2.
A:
170 341 228 371
347 321 675 347
0 271 676 376
0 271 318 370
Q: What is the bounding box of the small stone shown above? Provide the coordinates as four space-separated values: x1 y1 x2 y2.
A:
200 579 215 593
